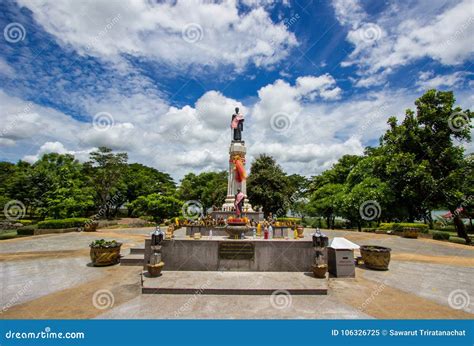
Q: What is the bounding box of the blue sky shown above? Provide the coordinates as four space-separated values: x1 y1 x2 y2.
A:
0 0 473 179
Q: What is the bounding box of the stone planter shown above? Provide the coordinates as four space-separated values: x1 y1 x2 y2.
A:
297 226 304 238
402 227 418 239
312 264 327 278
84 221 98 232
360 245 391 270
147 262 165 277
90 244 122 266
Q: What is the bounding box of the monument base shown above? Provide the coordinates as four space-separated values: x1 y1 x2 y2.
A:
144 236 322 272
142 271 328 295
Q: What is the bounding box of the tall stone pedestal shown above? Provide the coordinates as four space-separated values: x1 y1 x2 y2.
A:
222 141 254 212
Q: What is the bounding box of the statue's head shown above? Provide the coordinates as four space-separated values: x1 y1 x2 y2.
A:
235 107 239 114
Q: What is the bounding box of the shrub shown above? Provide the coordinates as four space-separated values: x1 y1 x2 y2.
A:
379 223 395 230
89 239 121 248
37 218 89 229
276 217 301 223
18 219 35 226
433 224 456 231
432 231 450 241
0 230 18 240
17 225 36 235
379 222 429 233
333 219 348 229
449 237 467 245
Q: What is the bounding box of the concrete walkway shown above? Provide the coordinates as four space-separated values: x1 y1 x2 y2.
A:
0 228 472 319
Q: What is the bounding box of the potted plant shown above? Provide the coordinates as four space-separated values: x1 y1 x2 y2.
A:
89 239 122 266
360 245 391 270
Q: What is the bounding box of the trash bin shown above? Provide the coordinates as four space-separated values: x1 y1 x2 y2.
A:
327 237 360 277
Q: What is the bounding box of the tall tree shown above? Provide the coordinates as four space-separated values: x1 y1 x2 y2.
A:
129 193 182 222
85 147 128 219
381 90 472 242
247 154 289 216
124 163 176 216
178 171 227 210
30 153 95 218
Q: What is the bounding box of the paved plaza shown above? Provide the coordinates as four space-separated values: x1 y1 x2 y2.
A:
0 228 472 319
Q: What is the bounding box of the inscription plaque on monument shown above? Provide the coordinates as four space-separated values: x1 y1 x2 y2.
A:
219 242 255 260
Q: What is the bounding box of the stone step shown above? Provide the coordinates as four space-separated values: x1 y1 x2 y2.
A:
141 271 327 295
129 247 145 255
120 254 144 266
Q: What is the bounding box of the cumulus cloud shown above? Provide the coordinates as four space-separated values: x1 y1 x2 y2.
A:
17 0 298 71
416 71 470 90
22 141 94 163
3 78 472 178
333 0 474 86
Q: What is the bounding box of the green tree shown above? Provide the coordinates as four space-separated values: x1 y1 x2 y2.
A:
381 90 472 242
129 193 182 222
178 171 227 210
30 153 94 218
85 147 128 218
124 163 176 216
341 177 393 231
307 155 363 228
247 154 289 216
307 183 345 229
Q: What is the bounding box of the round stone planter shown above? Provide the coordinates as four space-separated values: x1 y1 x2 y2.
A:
225 225 249 239
360 245 391 270
402 227 418 239
90 244 122 266
312 264 327 278
147 262 165 277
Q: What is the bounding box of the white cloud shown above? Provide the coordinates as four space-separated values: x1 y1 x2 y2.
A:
17 0 298 71
2 73 472 179
0 58 15 77
22 141 93 163
296 74 342 100
416 71 469 90
333 0 474 86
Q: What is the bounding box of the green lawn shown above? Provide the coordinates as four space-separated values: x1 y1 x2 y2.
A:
0 229 18 240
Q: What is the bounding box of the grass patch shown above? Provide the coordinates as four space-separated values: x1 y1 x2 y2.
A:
0 230 18 240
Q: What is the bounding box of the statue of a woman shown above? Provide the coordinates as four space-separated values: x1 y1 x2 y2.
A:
231 107 244 141
234 189 245 217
